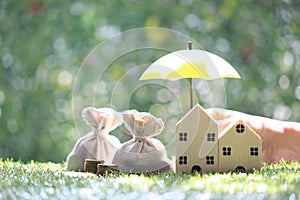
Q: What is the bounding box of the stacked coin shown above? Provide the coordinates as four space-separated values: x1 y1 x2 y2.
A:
97 164 118 175
84 159 105 173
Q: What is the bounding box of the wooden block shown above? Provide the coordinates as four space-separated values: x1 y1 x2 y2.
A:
84 159 105 174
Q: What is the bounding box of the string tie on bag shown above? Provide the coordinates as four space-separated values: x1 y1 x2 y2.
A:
133 135 148 141
94 129 108 136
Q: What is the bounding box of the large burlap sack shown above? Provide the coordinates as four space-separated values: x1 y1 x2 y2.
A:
66 107 123 171
112 110 171 173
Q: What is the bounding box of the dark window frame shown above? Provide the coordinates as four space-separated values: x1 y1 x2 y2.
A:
222 147 232 156
250 147 259 156
236 124 245 134
179 132 188 141
207 132 216 142
179 156 188 165
206 156 215 165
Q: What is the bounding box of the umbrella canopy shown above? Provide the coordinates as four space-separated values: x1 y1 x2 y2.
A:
139 47 241 109
140 49 241 80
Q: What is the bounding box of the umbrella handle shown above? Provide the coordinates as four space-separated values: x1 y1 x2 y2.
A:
189 78 193 109
188 41 193 109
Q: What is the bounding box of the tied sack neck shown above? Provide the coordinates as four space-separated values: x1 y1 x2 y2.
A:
133 135 148 141
93 128 109 137
128 118 150 141
82 107 123 137
123 110 164 141
92 117 113 136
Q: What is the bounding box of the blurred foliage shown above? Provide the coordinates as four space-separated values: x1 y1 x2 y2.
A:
1 0 300 162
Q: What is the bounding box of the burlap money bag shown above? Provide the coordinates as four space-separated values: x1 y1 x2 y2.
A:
112 110 171 173
66 107 123 171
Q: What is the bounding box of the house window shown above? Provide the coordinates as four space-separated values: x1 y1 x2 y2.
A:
207 133 216 141
250 147 259 156
206 156 214 165
179 156 188 165
223 147 232 156
179 132 187 141
236 124 245 133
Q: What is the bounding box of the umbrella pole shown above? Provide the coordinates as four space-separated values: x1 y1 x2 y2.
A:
189 78 193 109
188 41 193 109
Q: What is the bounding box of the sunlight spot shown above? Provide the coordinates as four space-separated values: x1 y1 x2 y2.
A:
0 90 5 105
294 85 300 100
70 1 85 16
180 0 193 6
183 184 190 191
249 23 260 37
12 97 23 112
278 75 290 89
117 175 154 192
261 65 276 82
229 182 236 194
256 183 268 192
53 37 66 52
289 193 296 200
281 9 292 22
292 40 300 54
7 118 18 133
95 24 121 40
2 53 13 68
184 13 201 28
157 88 172 103
280 50 294 73
35 67 48 83
96 81 107 95
162 190 186 199
273 105 291 120
216 38 229 53
194 179 203 188
58 70 72 86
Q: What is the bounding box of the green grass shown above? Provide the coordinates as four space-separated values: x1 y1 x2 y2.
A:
0 159 300 199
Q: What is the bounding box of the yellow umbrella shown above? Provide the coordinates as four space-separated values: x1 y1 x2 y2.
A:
139 42 241 108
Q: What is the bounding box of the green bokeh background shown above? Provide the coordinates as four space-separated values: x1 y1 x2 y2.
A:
1 0 300 162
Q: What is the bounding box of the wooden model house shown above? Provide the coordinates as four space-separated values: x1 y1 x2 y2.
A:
176 104 262 173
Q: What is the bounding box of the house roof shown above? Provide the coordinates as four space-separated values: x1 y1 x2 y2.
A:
218 118 261 140
176 103 218 127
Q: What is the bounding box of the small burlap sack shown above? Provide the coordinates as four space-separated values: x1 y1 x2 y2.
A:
112 110 171 173
66 107 123 171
